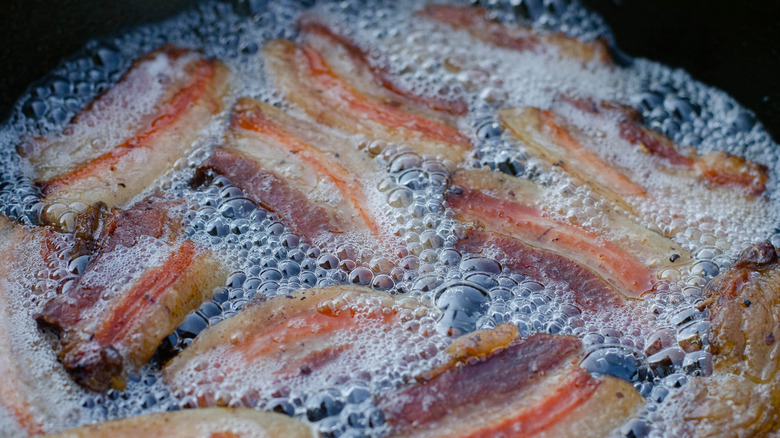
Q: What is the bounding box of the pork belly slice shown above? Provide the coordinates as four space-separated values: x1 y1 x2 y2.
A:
663 242 780 436
42 407 317 438
264 38 471 162
527 96 768 196
417 4 612 64
499 106 646 215
22 46 229 224
382 328 642 438
37 197 228 392
164 285 406 407
447 168 690 298
298 14 468 116
195 97 394 252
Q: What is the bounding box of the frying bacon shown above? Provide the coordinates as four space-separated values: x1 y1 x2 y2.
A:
22 46 229 226
164 285 406 407
264 38 471 163
535 96 769 196
195 97 396 253
37 197 228 392
382 328 642 438
41 407 317 438
417 4 612 64
447 168 690 298
663 242 780 436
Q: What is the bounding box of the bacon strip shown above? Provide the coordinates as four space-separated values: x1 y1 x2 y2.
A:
383 332 642 437
41 407 317 438
25 46 229 226
662 242 780 435
448 169 690 298
37 198 227 392
456 230 625 312
417 4 612 64
164 286 404 407
499 107 647 214
264 39 471 162
196 97 393 252
298 15 468 116
558 96 769 196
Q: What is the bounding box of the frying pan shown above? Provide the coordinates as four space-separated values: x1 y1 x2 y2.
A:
1 0 778 141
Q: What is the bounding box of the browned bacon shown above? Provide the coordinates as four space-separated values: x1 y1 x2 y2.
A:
22 46 229 226
41 407 317 438
164 286 406 407
417 4 612 64
37 197 227 392
382 329 642 437
663 242 780 436
448 168 689 299
264 38 471 163
196 97 396 254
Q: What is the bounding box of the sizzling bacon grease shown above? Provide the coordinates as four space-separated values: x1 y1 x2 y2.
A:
41 407 317 438
264 38 471 163
23 46 229 227
417 4 612 64
663 242 780 436
37 197 227 392
447 168 690 299
382 329 642 438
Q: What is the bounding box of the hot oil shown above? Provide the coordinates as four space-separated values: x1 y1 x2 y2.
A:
0 0 779 437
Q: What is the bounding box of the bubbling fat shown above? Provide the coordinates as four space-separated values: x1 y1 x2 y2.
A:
0 0 779 437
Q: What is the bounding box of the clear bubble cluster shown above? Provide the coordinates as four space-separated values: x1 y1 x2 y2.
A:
1 0 780 437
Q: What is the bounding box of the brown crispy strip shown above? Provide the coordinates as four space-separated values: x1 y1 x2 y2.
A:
41 407 317 438
417 4 612 64
264 38 471 162
27 46 229 225
37 198 227 392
